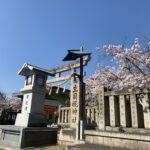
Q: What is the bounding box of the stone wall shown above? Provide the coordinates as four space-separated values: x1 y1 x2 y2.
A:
85 130 150 150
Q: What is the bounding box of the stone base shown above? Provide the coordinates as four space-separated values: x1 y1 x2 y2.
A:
58 128 86 146
58 128 76 145
85 130 150 150
105 126 150 134
15 113 47 127
0 125 58 148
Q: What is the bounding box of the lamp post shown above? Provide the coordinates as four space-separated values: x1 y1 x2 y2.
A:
63 47 91 139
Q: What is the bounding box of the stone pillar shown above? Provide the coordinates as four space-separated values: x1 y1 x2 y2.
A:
130 94 138 128
91 108 95 124
119 95 126 127
86 108 90 124
75 121 80 140
109 96 116 127
143 94 150 129
64 110 67 123
57 105 62 124
68 109 71 123
98 86 105 130
62 109 64 123
80 120 83 140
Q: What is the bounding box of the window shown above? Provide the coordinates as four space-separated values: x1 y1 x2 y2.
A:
26 75 32 85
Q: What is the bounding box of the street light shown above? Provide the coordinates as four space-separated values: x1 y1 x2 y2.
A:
63 47 91 122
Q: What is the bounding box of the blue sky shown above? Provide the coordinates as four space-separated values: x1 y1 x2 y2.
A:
0 0 150 95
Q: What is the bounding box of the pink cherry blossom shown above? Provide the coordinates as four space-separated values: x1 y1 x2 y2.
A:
85 39 150 106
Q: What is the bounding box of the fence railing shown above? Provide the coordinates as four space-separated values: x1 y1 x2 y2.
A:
58 106 71 125
86 107 98 125
58 87 150 130
97 87 150 130
58 105 98 128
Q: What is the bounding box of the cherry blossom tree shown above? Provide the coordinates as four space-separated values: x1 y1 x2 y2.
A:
85 74 100 106
0 91 22 111
85 38 150 106
5 97 22 111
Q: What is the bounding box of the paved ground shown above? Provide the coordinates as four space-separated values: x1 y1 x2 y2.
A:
0 145 66 150
0 144 132 150
68 144 131 150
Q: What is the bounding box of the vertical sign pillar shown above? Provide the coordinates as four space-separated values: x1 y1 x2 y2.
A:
109 96 116 127
98 86 105 130
130 94 138 128
119 95 127 127
70 81 80 128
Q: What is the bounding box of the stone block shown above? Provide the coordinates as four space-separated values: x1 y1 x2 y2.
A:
15 113 47 127
58 128 76 143
0 125 58 149
103 137 112 146
137 141 150 150
84 130 150 150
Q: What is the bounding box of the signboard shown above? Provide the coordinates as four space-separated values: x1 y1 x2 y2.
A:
70 81 80 128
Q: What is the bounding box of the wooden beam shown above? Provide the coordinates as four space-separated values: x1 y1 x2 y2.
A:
46 75 71 84
48 55 91 74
